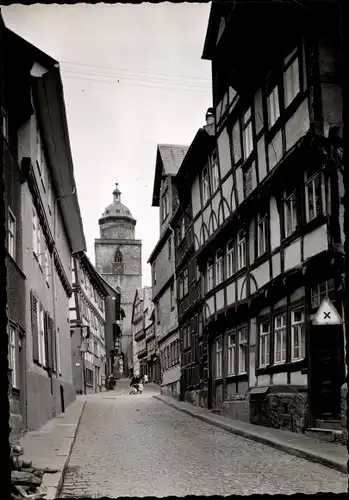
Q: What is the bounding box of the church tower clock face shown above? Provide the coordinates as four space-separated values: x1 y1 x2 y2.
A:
94 183 142 376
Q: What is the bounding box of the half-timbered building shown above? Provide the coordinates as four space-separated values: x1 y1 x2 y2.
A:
148 144 187 399
197 2 344 437
171 114 216 407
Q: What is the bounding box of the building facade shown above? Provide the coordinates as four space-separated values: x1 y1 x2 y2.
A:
4 27 86 432
95 183 142 377
171 116 216 407
131 286 153 377
194 2 344 436
148 145 187 399
70 252 109 394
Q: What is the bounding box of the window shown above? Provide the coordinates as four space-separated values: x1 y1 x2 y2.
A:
237 231 246 270
305 172 326 223
7 208 16 259
283 53 300 108
215 249 224 286
202 167 210 206
226 240 234 279
257 213 268 257
284 190 298 237
8 327 18 389
215 337 222 378
183 268 189 296
291 308 305 361
1 107 8 140
162 192 169 222
44 249 50 284
38 305 46 366
242 108 253 159
37 226 42 263
211 154 219 193
32 208 38 254
206 258 214 292
156 302 160 325
267 86 280 128
238 327 248 374
274 314 287 364
227 332 236 375
180 217 185 241
311 279 335 309
153 264 157 285
259 322 270 367
170 283 175 310
168 237 172 260
115 250 123 263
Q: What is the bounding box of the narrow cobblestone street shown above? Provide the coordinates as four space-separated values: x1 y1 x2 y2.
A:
60 381 347 498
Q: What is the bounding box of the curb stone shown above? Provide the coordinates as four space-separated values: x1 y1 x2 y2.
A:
153 395 347 474
45 400 86 499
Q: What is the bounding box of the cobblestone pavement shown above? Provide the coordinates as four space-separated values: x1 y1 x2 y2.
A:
60 381 347 498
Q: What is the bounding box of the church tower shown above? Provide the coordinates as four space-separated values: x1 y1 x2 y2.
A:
95 183 142 376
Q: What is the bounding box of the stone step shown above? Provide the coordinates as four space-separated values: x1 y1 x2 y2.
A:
305 427 343 443
315 419 341 431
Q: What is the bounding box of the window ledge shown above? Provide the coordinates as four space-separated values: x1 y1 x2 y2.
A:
256 358 306 376
225 373 248 383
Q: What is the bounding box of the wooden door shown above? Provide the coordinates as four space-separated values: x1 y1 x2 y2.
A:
309 325 344 420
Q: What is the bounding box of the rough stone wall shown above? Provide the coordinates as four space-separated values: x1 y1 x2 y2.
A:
184 388 209 409
161 380 181 400
249 392 308 434
222 394 250 423
100 220 135 240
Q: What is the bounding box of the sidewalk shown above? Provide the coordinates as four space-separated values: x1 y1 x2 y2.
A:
19 397 86 499
154 394 348 474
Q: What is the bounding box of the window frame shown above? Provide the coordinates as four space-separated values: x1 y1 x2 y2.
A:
168 237 172 261
215 336 223 379
215 249 224 286
259 321 270 368
283 48 301 109
257 213 268 257
211 152 220 194
7 207 16 260
227 331 236 376
284 189 298 238
226 240 234 279
202 166 210 206
267 85 280 129
206 258 214 292
237 231 246 271
238 326 248 374
290 308 305 362
170 282 175 310
242 107 254 160
304 171 327 223
274 313 287 365
8 326 18 389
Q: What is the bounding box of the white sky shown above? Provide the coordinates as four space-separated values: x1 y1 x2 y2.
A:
1 3 212 286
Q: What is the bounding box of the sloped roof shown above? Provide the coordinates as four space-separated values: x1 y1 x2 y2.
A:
152 143 189 207
158 144 189 175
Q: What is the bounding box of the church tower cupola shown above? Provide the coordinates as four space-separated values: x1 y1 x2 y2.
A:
113 183 121 203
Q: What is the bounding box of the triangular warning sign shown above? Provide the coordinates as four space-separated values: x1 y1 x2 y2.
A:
312 297 343 326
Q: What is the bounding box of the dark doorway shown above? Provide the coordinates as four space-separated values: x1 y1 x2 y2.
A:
309 324 344 420
60 385 65 413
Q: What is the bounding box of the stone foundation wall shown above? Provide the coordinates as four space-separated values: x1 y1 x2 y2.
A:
249 389 308 434
222 394 250 423
161 380 180 400
341 384 347 444
184 388 209 409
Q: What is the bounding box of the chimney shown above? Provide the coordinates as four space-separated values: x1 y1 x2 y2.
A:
205 107 214 126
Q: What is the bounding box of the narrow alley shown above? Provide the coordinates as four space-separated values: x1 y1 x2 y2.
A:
60 381 347 498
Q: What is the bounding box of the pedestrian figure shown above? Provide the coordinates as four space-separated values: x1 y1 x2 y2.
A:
129 371 141 394
143 374 148 384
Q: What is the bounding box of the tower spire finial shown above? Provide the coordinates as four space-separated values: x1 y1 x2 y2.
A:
113 182 121 203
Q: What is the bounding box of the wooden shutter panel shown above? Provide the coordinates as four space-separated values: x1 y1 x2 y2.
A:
51 320 57 373
31 291 39 362
43 312 50 369
47 316 53 370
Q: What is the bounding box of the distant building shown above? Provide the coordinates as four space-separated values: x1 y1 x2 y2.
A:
148 145 188 399
70 252 120 394
171 115 215 407
131 286 153 377
95 183 142 377
3 26 86 434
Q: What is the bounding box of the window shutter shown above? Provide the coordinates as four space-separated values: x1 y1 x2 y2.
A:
51 319 57 372
31 291 39 362
43 312 50 369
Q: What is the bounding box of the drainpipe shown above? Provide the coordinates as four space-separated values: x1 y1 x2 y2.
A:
51 186 76 394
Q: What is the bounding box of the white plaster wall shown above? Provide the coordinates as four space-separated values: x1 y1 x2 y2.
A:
284 239 301 271
303 224 328 260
